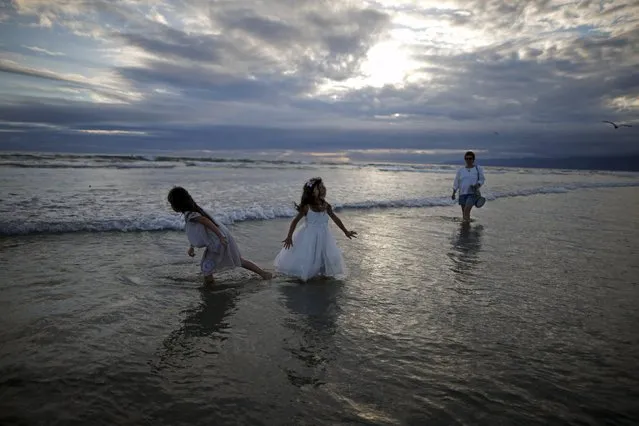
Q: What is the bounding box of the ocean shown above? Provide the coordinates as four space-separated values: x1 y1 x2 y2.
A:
1 152 639 425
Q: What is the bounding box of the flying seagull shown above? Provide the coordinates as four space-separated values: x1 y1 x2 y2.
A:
602 120 633 129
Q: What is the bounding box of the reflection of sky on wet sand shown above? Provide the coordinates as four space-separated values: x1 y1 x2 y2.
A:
278 281 343 388
154 286 242 370
448 223 484 283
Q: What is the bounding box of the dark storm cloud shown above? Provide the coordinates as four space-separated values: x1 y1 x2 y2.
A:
115 30 227 64
117 59 311 101
218 9 301 44
0 97 162 125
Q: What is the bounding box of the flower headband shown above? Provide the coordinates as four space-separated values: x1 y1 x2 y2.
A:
305 178 320 188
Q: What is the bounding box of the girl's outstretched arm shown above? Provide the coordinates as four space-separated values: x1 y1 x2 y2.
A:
283 205 308 249
327 204 357 239
192 216 228 245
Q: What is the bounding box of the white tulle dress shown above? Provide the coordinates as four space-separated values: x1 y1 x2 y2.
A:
274 209 346 281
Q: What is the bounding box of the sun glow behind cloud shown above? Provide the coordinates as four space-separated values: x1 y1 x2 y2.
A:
358 40 418 88
315 6 500 96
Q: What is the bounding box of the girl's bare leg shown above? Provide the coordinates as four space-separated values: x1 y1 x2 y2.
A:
241 258 273 280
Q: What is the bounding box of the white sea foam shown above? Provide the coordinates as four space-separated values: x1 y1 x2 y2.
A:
2 181 637 236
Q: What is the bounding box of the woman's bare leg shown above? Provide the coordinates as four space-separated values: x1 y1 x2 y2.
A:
463 204 473 222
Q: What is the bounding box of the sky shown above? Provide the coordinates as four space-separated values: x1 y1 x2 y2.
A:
0 0 638 162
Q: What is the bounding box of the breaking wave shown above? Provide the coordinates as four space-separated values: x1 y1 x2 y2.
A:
2 181 638 236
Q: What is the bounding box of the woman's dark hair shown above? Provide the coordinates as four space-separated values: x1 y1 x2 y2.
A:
168 186 217 224
294 177 323 212
465 151 475 160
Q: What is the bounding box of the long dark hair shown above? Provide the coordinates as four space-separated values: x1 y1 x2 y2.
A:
294 177 323 212
168 186 217 224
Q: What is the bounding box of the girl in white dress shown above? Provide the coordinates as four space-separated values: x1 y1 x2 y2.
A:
274 177 357 282
168 187 272 287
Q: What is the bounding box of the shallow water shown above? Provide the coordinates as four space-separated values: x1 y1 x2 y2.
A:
2 185 639 425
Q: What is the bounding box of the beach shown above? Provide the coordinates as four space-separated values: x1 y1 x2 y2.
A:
1 154 639 425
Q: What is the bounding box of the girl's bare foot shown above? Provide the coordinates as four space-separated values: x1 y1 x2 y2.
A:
260 271 273 280
204 275 215 287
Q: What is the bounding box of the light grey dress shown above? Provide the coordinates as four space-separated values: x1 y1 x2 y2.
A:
184 211 242 275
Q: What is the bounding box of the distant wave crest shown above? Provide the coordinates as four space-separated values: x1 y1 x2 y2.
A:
0 153 340 170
